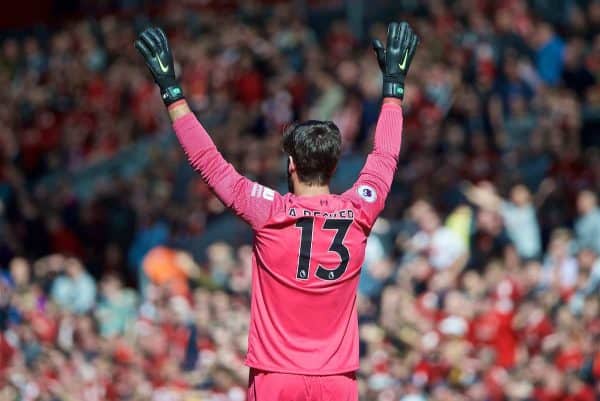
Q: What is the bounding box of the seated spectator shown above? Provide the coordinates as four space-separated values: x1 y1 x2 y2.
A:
575 189 600 254
359 219 393 299
542 229 579 297
143 246 202 298
50 257 96 314
467 205 513 272
533 21 565 86
569 248 600 314
95 273 138 337
405 200 467 273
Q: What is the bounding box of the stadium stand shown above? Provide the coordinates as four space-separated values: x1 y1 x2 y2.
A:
1 0 600 400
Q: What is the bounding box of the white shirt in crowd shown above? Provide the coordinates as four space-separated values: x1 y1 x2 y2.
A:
411 227 466 270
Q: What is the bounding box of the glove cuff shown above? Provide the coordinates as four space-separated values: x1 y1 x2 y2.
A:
160 85 185 106
382 81 405 99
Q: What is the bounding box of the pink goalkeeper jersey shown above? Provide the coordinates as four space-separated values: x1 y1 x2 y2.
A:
172 103 403 375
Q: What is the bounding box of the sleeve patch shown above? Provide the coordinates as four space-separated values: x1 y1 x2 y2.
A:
251 183 275 201
357 185 377 203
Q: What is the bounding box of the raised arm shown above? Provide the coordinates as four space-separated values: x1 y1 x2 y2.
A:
345 22 419 227
135 27 277 229
344 100 404 223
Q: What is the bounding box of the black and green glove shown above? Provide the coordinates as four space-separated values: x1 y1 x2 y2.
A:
134 27 184 106
372 22 419 99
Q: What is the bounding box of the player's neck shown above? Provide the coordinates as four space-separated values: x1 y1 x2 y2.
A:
293 182 331 196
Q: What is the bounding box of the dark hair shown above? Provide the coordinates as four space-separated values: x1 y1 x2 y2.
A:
282 120 342 186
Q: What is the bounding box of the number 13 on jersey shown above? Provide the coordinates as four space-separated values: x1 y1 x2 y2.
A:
295 217 352 281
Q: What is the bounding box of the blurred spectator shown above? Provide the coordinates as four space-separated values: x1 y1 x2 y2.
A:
575 189 600 254
405 200 467 272
543 228 579 296
95 273 137 337
358 221 392 299
50 257 96 314
534 21 565 86
465 181 543 260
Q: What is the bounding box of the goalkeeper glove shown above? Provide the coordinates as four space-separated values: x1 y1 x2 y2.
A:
134 27 184 106
372 22 419 99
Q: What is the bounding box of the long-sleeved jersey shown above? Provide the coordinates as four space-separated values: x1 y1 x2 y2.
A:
172 103 403 374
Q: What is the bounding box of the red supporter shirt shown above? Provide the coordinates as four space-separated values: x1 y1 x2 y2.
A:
470 305 517 368
0 332 14 377
172 103 403 374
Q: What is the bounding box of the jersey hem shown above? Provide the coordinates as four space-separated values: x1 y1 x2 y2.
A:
244 361 360 376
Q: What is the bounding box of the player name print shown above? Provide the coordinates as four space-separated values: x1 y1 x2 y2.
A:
288 208 354 219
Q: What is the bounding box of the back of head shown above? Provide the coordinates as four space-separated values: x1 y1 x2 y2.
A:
283 120 342 186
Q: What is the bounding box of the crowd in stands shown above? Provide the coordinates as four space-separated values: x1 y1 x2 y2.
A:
2 0 600 400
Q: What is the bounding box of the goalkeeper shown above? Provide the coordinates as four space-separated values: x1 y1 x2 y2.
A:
135 21 418 400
